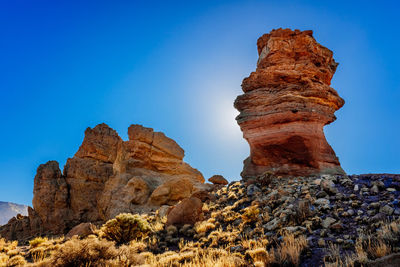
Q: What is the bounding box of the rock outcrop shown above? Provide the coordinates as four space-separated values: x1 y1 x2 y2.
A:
0 123 203 241
234 28 345 179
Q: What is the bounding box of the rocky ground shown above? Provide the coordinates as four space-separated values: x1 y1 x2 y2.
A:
1 173 400 266
150 173 400 266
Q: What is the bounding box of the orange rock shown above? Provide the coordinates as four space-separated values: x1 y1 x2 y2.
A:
208 175 228 185
65 222 96 239
149 177 194 206
166 197 204 226
1 123 204 240
234 29 345 178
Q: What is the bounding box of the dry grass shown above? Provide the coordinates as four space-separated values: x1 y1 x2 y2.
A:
145 247 246 267
195 220 216 234
273 234 308 266
241 205 260 224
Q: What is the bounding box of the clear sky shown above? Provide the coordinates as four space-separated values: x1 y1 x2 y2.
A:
1 0 399 205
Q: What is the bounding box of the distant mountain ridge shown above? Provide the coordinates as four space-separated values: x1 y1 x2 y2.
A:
0 201 28 225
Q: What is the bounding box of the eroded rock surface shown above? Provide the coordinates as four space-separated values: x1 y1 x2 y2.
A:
0 123 203 241
234 28 345 178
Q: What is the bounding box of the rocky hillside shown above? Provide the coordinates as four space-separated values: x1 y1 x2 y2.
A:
0 201 27 225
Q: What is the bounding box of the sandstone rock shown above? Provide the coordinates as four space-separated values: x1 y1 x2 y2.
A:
166 197 204 226
32 161 70 234
65 222 96 239
150 177 194 206
0 123 204 241
208 175 228 185
234 28 345 178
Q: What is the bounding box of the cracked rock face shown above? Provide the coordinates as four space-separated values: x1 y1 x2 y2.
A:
234 28 345 179
0 123 204 240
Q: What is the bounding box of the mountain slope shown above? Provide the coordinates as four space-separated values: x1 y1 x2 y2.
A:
0 201 28 225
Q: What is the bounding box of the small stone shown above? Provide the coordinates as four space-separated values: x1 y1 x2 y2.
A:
330 222 344 232
315 198 330 206
387 188 396 192
318 238 326 247
316 191 328 198
370 185 379 194
321 179 338 195
264 218 280 231
380 205 394 215
369 202 380 209
347 209 355 216
247 184 261 197
320 229 328 237
322 217 336 228
354 184 359 191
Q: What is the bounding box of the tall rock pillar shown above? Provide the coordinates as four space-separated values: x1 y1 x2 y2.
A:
234 29 345 179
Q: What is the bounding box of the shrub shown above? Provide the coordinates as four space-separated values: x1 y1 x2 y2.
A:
29 236 48 248
101 213 152 245
49 236 118 267
273 234 308 266
242 206 260 224
6 255 27 266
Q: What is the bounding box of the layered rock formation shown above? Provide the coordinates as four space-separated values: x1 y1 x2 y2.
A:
0 123 204 240
234 28 345 178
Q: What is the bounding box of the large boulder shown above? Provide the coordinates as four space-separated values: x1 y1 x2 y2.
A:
234 28 345 179
166 197 204 226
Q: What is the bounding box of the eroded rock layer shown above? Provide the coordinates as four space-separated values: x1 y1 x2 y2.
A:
0 123 204 240
234 28 345 178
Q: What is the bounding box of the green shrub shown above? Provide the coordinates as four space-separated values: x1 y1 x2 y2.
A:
101 213 151 245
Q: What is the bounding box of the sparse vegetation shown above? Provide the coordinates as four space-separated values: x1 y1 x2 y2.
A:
2 176 400 266
100 213 152 245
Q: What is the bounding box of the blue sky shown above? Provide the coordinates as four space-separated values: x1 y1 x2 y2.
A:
0 0 399 205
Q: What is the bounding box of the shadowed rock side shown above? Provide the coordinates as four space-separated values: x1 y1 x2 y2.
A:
0 123 204 241
234 28 345 179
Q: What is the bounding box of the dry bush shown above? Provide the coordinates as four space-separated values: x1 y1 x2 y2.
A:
147 247 246 267
195 220 216 234
0 239 18 254
367 239 391 259
242 205 260 224
0 253 9 266
273 234 308 266
6 255 27 266
49 236 118 266
101 213 151 245
29 237 48 248
246 247 273 264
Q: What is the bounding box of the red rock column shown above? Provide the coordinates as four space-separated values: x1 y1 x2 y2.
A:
234 28 345 179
